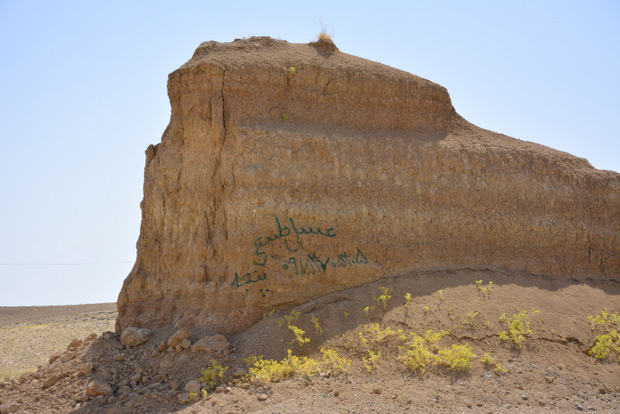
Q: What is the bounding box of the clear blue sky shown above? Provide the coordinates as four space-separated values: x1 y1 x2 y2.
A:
1 1 618 306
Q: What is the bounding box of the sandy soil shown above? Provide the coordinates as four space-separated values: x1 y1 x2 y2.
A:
0 269 618 413
0 303 116 382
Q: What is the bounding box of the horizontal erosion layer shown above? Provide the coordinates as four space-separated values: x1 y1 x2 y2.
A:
169 39 455 136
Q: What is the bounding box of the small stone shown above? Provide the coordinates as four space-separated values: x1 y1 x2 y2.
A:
86 380 114 396
42 375 60 389
80 362 93 376
334 391 340 397
19 372 33 383
575 404 584 411
48 352 62 365
257 393 269 401
60 352 75 363
191 334 230 354
521 394 528 401
184 380 201 395
117 386 131 395
168 328 192 349
177 393 189 405
170 380 179 390
373 387 382 394
67 338 82 350
179 338 192 350
157 342 166 352
0 402 19 414
587 407 597 411
120 327 152 347
75 393 89 402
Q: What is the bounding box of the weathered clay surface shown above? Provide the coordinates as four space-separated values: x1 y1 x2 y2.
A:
117 37 620 335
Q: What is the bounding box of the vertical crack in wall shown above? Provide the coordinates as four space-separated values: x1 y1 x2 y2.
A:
208 67 229 290
221 69 227 132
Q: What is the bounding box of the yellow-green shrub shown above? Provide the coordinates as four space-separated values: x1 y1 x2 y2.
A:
362 350 381 372
289 325 310 348
245 348 350 383
498 309 539 347
436 343 475 371
400 334 433 372
588 330 620 361
198 359 228 391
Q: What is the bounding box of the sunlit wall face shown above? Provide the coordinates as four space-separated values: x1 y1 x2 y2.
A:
1 0 618 306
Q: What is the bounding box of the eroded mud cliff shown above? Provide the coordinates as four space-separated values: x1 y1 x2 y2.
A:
117 37 620 335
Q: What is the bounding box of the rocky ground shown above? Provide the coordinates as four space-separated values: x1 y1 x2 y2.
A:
0 268 618 413
0 303 116 383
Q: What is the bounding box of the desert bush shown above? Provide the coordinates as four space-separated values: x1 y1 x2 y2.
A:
246 348 350 382
289 325 310 348
586 310 620 362
198 359 229 392
436 343 475 371
374 286 393 312
362 349 381 372
311 315 323 335
481 352 509 373
400 334 433 372
588 330 620 361
475 280 494 297
498 309 539 347
404 292 413 306
358 323 404 348
278 310 300 328
587 310 620 331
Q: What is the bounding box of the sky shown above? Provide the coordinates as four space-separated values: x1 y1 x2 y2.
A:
0 1 618 307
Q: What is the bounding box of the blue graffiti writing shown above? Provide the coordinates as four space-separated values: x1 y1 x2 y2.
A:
283 248 368 276
253 217 336 266
231 270 267 288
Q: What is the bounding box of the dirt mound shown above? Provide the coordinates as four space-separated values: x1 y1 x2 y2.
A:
1 269 618 413
117 36 619 335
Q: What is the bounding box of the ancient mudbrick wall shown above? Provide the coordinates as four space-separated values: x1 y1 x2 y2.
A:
117 37 620 335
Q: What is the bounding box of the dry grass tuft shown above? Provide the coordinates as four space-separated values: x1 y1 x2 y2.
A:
318 31 332 41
